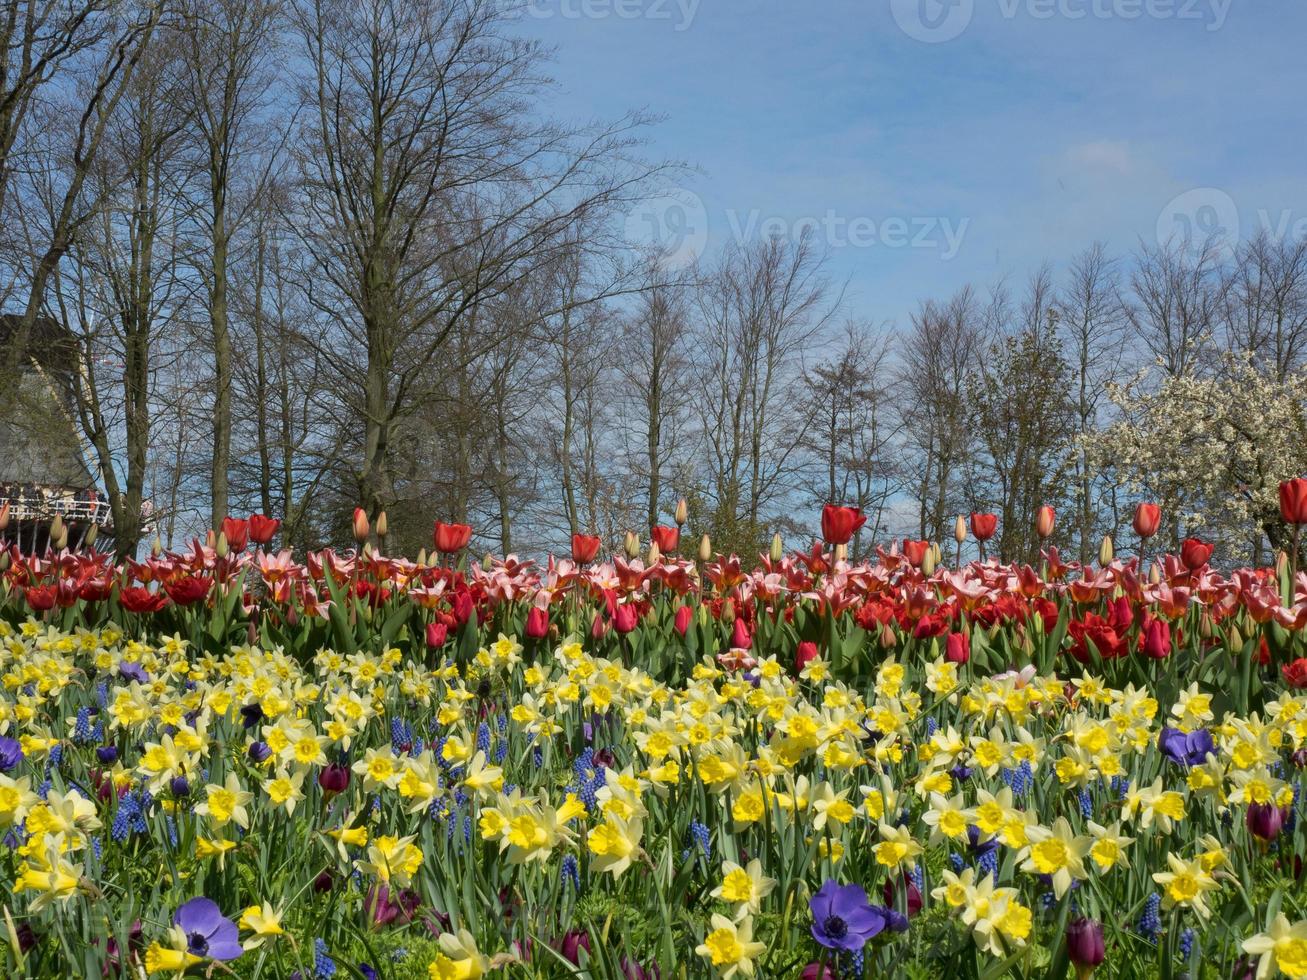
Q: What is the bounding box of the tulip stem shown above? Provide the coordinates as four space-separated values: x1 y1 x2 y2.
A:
1292 524 1301 591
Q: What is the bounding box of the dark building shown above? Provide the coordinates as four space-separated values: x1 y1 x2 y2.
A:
0 315 113 553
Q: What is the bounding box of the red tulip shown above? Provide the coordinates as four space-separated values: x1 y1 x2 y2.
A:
1282 657 1307 689
674 605 693 636
220 516 249 552
820 504 866 545
730 617 752 650
525 606 549 639
425 622 448 648
1141 618 1171 659
1132 502 1161 539
24 585 55 611
118 586 168 614
945 631 970 664
613 603 638 634
1180 537 1213 571
969 512 997 541
1280 478 1307 525
163 576 210 606
591 611 608 639
248 513 281 545
1035 505 1056 539
1106 596 1133 632
795 640 819 672
571 533 601 564
451 592 474 626
433 522 472 554
650 525 680 552
352 507 370 543
902 539 929 567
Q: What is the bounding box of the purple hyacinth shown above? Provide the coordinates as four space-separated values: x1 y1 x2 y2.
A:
809 881 887 952
173 898 243 961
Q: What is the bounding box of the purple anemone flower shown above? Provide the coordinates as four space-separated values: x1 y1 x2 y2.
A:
1159 727 1214 767
0 737 23 772
118 661 149 684
173 898 243 961
810 881 886 952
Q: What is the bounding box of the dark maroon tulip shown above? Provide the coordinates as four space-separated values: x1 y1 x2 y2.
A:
1246 802 1287 842
318 762 350 794
1066 917 1105 970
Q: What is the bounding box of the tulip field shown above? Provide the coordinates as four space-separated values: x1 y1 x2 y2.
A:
2 498 1307 980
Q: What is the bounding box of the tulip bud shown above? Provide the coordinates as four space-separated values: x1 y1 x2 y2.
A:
931 542 942 565
1066 918 1105 977
0 502 9 531
50 514 64 541
482 553 493 570
1199 612 1214 640
85 524 97 547
921 546 936 576
352 507 370 543
1276 550 1291 577
953 515 967 544
1148 562 1161 585
879 621 898 648
647 542 661 565
417 548 428 566
215 532 229 558
698 533 712 562
674 497 688 526
721 599 735 624
770 532 783 563
53 525 67 550
151 536 162 557
1035 505 1056 539
1098 535 1114 566
623 531 640 560
376 511 388 539
205 529 216 549
1246 802 1286 842
1227 624 1244 652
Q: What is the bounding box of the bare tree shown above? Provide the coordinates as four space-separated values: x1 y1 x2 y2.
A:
1059 242 1127 562
898 285 979 545
1219 230 1307 382
47 33 190 558
4 0 166 375
176 0 282 529
798 319 900 559
290 0 660 525
694 233 840 553
1127 237 1224 378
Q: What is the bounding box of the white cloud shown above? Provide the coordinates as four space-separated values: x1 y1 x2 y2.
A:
1064 139 1134 175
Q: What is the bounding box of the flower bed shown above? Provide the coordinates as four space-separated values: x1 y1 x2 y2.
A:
0 517 1306 978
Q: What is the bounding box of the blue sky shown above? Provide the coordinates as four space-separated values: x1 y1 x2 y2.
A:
516 0 1307 325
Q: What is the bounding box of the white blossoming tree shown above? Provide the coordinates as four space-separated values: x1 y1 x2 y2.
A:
1091 353 1307 562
